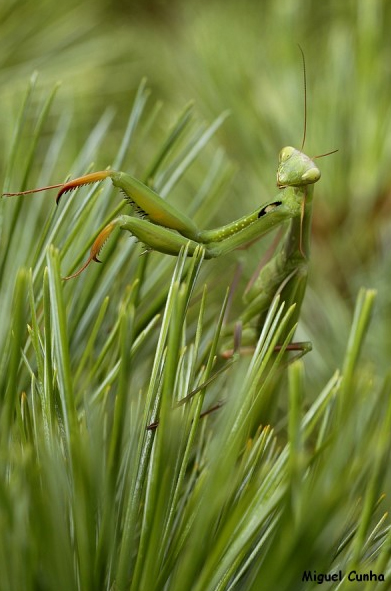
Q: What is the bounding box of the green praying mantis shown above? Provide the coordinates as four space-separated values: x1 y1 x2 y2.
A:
3 54 335 359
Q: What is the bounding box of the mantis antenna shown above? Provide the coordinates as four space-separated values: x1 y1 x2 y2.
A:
296 45 337 255
297 44 338 161
298 43 307 153
297 43 308 256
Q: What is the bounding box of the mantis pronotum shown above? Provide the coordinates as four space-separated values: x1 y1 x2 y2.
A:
3 52 335 358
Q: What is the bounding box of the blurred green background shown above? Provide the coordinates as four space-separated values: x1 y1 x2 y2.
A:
2 0 391 386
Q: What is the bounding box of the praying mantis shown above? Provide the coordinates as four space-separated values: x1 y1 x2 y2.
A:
3 54 335 358
3 148 323 355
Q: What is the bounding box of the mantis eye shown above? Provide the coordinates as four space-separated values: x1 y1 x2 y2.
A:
279 146 295 163
302 167 321 183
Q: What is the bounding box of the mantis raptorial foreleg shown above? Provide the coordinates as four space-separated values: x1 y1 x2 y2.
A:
2 148 319 281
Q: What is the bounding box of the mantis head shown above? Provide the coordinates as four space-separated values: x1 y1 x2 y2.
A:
276 146 320 188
